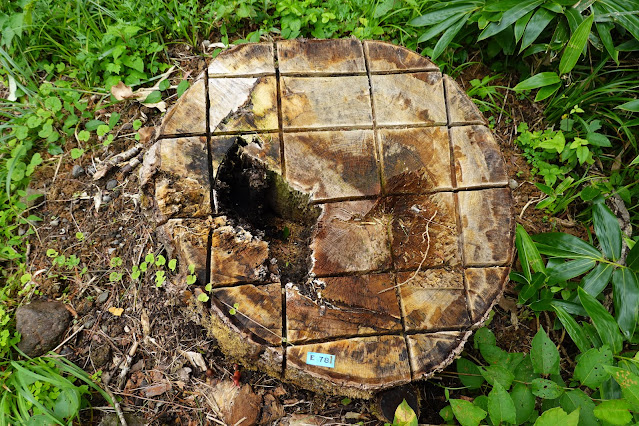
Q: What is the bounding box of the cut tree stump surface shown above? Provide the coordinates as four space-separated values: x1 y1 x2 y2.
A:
140 39 514 397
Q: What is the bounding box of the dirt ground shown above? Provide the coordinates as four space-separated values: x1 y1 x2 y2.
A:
22 45 588 425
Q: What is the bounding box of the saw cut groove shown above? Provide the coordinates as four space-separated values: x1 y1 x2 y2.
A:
141 39 515 398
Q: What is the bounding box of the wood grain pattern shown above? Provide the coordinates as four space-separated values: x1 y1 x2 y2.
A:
159 79 207 135
209 76 279 133
371 73 447 126
211 283 282 345
280 76 372 128
157 219 210 287
310 200 391 275
465 267 509 323
380 127 452 194
397 270 471 331
209 217 271 286
458 188 514 266
208 43 275 76
451 125 509 188
444 75 485 125
277 39 366 74
284 130 380 201
286 335 411 389
364 40 438 72
382 193 460 269
406 332 469 379
154 136 211 220
286 274 401 342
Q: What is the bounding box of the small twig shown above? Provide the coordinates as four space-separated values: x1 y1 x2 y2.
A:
52 324 85 353
103 371 128 426
51 155 63 185
117 340 139 390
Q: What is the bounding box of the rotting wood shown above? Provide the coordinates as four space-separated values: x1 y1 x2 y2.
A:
140 39 515 397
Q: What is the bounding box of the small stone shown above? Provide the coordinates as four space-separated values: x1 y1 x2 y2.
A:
83 316 96 329
16 301 71 357
509 179 519 190
90 344 111 368
102 195 112 204
97 291 109 304
107 248 116 255
111 240 119 246
106 179 118 190
86 165 96 176
50 219 60 226
71 165 85 178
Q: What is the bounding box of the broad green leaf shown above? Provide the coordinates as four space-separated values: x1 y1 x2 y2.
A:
560 389 598 426
457 358 485 389
432 13 470 60
176 80 190 98
417 14 462 43
487 382 516 425
511 383 536 425
533 233 603 260
474 327 496 348
532 378 564 399
534 406 580 426
514 355 540 382
450 399 487 426
580 262 614 297
521 7 556 51
394 399 418 426
578 288 624 353
514 72 561 91
592 200 622 261
574 346 613 389
516 224 546 280
480 342 509 365
515 10 534 42
604 366 639 411
143 90 162 104
408 4 476 27
581 322 603 348
530 328 560 375
535 83 561 101
593 399 631 425
480 365 515 390
559 14 594 75
439 405 454 423
627 241 639 272
617 99 639 112
478 0 545 41
551 299 588 316
611 268 639 339
547 258 596 284
553 305 591 353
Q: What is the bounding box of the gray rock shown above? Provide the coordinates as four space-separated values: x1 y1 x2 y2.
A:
90 344 111 368
508 179 519 190
16 301 71 357
106 179 118 191
102 195 112 204
50 219 60 227
96 291 109 304
71 165 85 178
83 316 96 329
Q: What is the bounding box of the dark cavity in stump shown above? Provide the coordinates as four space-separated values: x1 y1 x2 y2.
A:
214 136 322 286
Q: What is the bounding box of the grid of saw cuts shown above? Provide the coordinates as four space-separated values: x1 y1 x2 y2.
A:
154 39 514 383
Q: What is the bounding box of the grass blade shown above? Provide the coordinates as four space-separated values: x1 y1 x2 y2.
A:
533 233 603 260
514 72 560 91
578 287 624 353
478 0 545 41
553 305 592 353
520 7 556 52
611 268 639 340
592 199 622 261
559 13 594 75
515 224 546 280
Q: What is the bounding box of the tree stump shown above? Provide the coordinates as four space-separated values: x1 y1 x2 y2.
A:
140 39 514 398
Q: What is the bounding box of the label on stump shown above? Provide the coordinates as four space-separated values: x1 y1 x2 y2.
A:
306 352 335 368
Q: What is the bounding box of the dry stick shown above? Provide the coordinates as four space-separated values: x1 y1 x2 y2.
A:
103 369 128 426
93 144 143 180
379 210 437 294
118 339 140 390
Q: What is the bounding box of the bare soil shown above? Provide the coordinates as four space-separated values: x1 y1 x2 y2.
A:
22 46 590 425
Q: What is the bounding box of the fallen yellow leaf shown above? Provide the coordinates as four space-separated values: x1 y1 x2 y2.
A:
108 307 124 316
